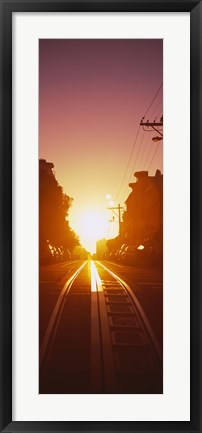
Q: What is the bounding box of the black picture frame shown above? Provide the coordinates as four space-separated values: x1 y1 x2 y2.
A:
0 1 201 432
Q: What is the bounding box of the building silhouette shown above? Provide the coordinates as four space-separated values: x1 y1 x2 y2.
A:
122 170 163 254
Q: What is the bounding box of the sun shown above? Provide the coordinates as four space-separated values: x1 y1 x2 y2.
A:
74 210 108 254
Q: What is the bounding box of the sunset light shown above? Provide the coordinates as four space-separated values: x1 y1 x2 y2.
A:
72 209 109 253
39 38 163 395
105 194 111 200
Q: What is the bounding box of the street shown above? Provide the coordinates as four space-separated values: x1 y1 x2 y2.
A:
39 259 163 394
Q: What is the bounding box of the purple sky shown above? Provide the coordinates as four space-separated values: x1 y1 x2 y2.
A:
39 39 163 251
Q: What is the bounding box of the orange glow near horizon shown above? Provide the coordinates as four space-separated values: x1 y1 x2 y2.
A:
70 208 117 254
71 209 108 253
39 40 163 251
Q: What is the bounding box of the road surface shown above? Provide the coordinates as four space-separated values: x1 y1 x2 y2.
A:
39 259 163 394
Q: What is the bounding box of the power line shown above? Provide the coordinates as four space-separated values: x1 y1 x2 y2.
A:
156 108 163 119
148 96 162 120
115 125 140 203
147 142 161 172
120 172 136 205
143 82 163 118
118 82 163 204
128 129 145 181
120 183 133 205
120 130 146 204
120 138 161 204
142 142 154 170
137 130 152 169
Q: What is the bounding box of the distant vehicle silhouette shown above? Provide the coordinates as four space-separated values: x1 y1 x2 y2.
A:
121 246 137 263
109 249 117 260
117 244 128 261
40 241 55 264
63 248 71 261
121 244 155 266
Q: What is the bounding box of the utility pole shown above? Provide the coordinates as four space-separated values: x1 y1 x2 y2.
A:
107 204 123 236
140 115 163 140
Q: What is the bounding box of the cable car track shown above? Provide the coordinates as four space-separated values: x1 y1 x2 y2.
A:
91 260 162 393
97 260 162 361
39 260 87 368
39 259 162 394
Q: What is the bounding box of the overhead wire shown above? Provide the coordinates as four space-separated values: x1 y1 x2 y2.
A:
117 81 163 204
140 82 163 173
120 181 132 206
143 82 163 118
147 142 161 172
114 125 141 203
137 131 152 169
142 142 154 170
148 97 162 120
120 129 146 204
156 108 163 119
128 129 146 181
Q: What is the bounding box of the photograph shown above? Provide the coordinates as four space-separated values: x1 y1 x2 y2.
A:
1 0 201 429
39 38 163 394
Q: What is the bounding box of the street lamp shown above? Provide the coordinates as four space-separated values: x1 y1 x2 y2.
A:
152 136 163 142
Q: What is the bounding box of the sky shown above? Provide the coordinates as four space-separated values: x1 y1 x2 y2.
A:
39 39 163 252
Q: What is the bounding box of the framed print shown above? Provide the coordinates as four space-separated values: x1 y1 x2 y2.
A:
0 1 201 432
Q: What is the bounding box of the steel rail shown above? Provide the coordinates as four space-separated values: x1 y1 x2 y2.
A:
90 261 117 393
96 260 162 363
39 261 87 367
